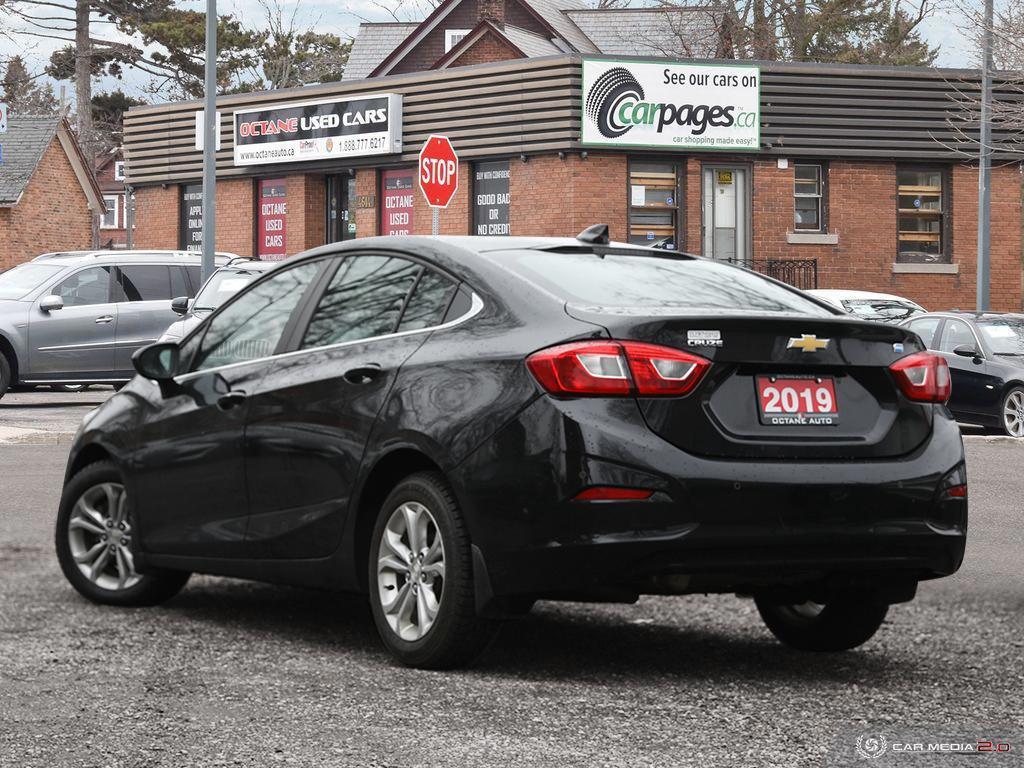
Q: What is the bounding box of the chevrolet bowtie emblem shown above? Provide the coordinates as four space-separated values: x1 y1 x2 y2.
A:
787 334 830 353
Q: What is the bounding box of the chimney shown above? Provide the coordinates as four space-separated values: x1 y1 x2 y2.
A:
478 0 505 25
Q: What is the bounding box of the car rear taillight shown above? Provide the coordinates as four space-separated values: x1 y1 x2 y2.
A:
527 340 710 397
889 352 951 404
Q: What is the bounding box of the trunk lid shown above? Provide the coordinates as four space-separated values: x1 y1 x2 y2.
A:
566 307 933 460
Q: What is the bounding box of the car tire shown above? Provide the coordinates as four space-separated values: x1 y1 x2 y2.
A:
1000 386 1024 438
0 353 11 400
55 461 190 607
368 471 501 669
754 595 889 652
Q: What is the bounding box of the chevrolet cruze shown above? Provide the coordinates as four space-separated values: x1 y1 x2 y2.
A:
55 229 968 668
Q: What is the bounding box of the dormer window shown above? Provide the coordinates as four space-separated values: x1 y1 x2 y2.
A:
445 29 471 52
114 161 126 181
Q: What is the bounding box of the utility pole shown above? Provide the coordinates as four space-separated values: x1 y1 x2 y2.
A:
977 0 994 311
201 0 217 284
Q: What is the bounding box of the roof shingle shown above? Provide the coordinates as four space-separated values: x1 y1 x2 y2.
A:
566 7 719 57
0 116 61 206
343 22 421 80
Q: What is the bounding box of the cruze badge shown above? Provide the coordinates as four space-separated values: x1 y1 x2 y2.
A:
787 334 830 353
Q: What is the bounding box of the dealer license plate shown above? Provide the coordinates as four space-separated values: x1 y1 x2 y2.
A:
756 376 839 426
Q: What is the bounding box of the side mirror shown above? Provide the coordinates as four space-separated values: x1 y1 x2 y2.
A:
952 344 981 360
132 342 180 382
171 296 190 315
39 295 64 312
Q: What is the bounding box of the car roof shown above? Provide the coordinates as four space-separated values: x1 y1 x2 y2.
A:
809 289 918 303
33 250 238 265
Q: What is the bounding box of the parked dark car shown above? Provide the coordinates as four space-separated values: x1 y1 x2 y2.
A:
903 311 1024 437
56 230 968 668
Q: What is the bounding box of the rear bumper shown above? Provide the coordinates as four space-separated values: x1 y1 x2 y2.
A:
453 396 967 601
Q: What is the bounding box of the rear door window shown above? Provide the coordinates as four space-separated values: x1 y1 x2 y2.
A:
301 255 421 349
117 265 173 302
503 251 832 315
53 267 112 306
397 270 458 332
906 317 940 348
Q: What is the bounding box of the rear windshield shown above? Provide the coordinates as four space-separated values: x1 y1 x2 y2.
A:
842 299 924 322
0 263 65 300
504 251 833 315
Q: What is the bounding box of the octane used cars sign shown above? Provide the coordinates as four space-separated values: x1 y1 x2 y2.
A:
581 58 760 151
233 93 402 166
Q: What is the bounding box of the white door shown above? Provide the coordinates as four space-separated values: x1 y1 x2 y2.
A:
702 167 749 263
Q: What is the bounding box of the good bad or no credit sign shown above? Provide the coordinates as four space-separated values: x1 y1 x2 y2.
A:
581 58 760 151
419 135 459 208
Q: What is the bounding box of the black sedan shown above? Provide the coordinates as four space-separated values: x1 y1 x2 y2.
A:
55 228 967 668
902 311 1024 437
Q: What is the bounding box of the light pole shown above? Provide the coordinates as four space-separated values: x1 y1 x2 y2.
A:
977 0 994 311
201 0 217 284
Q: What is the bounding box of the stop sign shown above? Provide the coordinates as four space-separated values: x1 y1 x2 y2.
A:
418 135 459 208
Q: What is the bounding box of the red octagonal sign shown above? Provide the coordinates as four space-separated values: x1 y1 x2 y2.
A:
418 134 459 208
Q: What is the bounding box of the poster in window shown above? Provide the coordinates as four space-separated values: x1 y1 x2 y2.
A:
473 161 510 236
381 169 414 235
257 179 288 260
179 183 203 252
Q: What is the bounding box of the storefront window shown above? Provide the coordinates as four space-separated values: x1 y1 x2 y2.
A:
897 168 948 263
257 178 288 261
794 164 823 231
381 169 415 236
473 161 510 236
628 161 679 249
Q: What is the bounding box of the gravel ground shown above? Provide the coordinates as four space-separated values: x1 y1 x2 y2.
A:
0 394 1022 767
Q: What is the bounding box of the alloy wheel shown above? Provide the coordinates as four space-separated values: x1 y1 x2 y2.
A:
67 482 141 591
788 601 826 619
376 501 446 641
1004 390 1024 438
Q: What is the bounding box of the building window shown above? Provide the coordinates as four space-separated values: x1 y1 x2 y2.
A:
445 29 471 52
100 195 119 229
794 163 823 231
897 167 948 263
113 161 126 181
629 160 679 249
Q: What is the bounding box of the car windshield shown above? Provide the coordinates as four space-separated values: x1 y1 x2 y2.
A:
977 318 1024 355
842 299 924 322
0 263 65 300
193 269 262 312
504 251 833 315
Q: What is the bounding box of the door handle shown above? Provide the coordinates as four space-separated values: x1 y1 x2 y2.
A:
216 391 247 411
343 364 382 385
94 315 114 324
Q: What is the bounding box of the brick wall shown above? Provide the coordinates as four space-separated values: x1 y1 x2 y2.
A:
0 139 95 270
135 179 254 256
284 174 326 254
448 31 521 67
133 185 179 250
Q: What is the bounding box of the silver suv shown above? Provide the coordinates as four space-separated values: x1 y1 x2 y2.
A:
0 251 233 398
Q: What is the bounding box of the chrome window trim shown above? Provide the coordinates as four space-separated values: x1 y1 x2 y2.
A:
173 291 484 384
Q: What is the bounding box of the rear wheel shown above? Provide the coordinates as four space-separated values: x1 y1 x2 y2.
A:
1001 387 1024 438
55 461 190 606
368 472 500 669
755 595 889 651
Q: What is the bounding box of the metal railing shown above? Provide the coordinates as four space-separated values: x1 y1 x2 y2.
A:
721 258 819 290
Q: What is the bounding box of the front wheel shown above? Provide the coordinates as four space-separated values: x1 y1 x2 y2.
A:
368 472 500 669
1001 387 1024 438
755 595 889 652
55 461 190 606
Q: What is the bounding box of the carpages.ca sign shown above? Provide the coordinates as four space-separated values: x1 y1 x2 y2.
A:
233 93 402 167
581 59 760 151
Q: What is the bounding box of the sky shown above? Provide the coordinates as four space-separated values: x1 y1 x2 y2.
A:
0 0 981 108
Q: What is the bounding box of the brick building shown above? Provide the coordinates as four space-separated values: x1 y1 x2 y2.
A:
94 147 132 248
0 116 104 270
123 0 1024 311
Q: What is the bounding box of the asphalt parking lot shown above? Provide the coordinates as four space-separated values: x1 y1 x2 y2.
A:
1 391 1022 767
